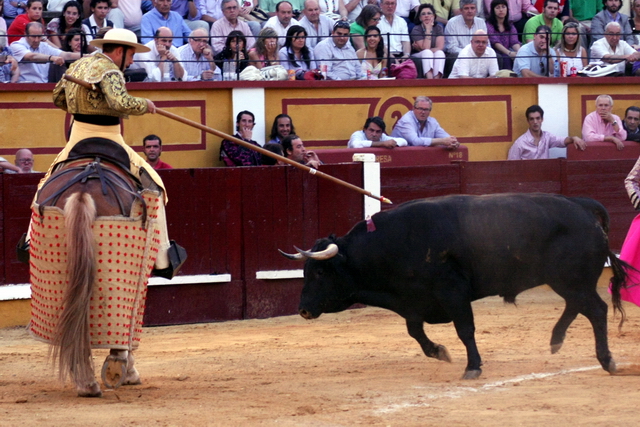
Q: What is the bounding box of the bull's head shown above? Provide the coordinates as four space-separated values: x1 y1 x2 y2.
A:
280 240 355 320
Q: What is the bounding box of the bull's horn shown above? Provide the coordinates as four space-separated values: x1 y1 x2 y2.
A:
278 249 306 260
295 243 339 260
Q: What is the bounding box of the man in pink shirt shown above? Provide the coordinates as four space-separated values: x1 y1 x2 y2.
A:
508 105 585 160
582 94 627 150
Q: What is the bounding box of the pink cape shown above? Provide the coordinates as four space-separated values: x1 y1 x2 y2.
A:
613 213 640 307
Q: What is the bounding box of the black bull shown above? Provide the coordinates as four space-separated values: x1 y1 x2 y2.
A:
281 193 630 379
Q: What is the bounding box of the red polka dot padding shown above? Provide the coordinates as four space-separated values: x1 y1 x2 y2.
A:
29 190 162 351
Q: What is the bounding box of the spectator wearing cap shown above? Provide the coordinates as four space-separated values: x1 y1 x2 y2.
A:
313 19 363 79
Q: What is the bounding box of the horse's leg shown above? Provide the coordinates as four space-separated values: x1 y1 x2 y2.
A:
123 351 142 386
102 349 128 389
77 380 102 398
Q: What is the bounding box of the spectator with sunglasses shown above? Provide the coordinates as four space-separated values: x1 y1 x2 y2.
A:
513 24 551 76
314 19 363 79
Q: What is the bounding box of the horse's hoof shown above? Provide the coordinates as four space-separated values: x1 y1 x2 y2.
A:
550 343 563 354
123 366 142 386
437 345 452 363
101 354 128 389
462 369 482 380
77 382 102 398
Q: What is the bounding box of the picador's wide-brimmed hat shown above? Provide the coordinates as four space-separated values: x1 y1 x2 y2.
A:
90 28 150 53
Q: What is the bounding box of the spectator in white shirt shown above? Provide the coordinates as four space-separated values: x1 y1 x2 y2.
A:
348 116 408 148
377 0 410 58
264 1 300 47
298 0 333 49
444 0 487 75
449 29 498 78
132 26 187 81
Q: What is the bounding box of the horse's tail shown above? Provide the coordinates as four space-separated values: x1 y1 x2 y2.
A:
608 250 631 331
52 191 97 388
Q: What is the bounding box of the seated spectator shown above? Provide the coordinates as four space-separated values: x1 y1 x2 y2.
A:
298 0 332 49
143 134 174 169
0 155 21 173
449 29 498 78
7 0 45 45
248 27 279 68
444 0 487 73
170 0 209 33
350 4 381 50
268 113 295 144
199 0 224 27
3 0 24 29
624 106 640 142
260 0 303 17
410 3 444 78
0 32 20 82
482 0 536 35
582 94 627 150
348 116 407 148
264 1 300 47
279 25 317 71
0 1 7 35
591 21 640 75
210 0 254 54
377 0 410 59
508 105 585 160
2 148 35 172
47 1 93 49
214 30 249 78
486 0 520 70
513 24 551 76
262 142 286 165
522 0 561 44
553 21 587 73
532 0 570 21
631 0 640 46
591 0 635 47
132 26 187 81
220 110 262 166
82 0 114 38
141 0 192 46
177 27 220 80
391 96 460 148
282 133 322 168
318 0 347 19
118 0 144 34
314 19 363 79
421 0 460 26
48 27 89 82
10 22 80 82
356 25 388 79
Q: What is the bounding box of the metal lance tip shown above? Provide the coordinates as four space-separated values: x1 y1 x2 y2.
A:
381 197 393 205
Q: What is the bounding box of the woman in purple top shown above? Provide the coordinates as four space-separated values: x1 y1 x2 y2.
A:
486 0 521 70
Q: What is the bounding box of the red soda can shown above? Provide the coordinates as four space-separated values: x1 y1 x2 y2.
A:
570 66 577 76
560 61 568 77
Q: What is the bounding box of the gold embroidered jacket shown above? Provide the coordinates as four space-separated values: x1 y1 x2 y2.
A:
53 53 148 117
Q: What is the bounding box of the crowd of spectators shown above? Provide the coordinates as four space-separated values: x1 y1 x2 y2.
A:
4 0 640 82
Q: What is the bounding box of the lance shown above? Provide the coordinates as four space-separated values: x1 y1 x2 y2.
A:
62 74 393 205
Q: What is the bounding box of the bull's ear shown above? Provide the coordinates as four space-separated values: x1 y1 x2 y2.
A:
279 249 305 261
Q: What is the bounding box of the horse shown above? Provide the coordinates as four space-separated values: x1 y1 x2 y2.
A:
29 137 160 397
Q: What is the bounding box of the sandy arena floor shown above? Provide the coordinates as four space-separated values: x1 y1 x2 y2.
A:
3 287 640 426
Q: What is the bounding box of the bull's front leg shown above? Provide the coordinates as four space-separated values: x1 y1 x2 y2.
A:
406 320 452 363
450 305 482 379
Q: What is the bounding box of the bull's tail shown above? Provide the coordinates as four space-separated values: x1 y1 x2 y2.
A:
51 192 97 389
608 251 631 330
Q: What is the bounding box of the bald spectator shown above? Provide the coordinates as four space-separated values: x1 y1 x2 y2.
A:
591 22 640 75
298 0 333 49
590 0 635 46
133 26 187 81
444 0 487 70
348 116 408 148
177 28 220 79
264 1 300 47
282 134 322 168
209 0 255 53
10 22 80 83
449 29 498 78
141 0 192 46
0 155 22 173
261 0 304 16
582 94 627 150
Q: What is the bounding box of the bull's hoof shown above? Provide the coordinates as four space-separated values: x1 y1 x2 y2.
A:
436 345 452 363
606 358 617 374
462 369 482 380
77 381 102 398
550 343 563 354
101 354 128 389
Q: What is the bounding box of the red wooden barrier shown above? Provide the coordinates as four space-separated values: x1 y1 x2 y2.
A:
567 141 640 161
317 146 468 167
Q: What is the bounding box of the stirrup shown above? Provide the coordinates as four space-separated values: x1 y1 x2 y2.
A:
101 354 128 389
